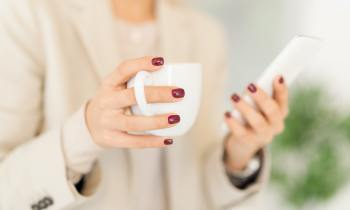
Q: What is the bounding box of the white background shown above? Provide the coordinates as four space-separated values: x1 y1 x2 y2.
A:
190 0 350 209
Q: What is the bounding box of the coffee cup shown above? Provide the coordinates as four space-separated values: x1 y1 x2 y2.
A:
126 63 202 136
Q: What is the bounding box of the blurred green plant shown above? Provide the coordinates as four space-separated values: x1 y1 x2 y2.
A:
270 85 350 207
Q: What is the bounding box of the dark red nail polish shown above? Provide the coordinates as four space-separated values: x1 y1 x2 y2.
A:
172 88 185 98
164 139 173 145
279 76 284 84
231 94 240 103
225 112 232 119
248 84 257 93
151 57 164 66
168 115 180 124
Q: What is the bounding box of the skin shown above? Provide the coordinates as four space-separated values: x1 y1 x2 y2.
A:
110 0 155 22
224 78 289 171
86 57 180 149
86 0 290 171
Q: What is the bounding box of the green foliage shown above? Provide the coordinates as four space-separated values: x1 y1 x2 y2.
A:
270 85 350 207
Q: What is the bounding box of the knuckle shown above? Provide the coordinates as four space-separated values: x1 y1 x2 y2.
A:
124 118 136 131
136 58 143 69
254 118 267 129
265 105 280 118
98 95 108 110
149 138 158 148
157 88 168 100
152 116 166 129
99 114 109 128
256 92 269 104
102 130 113 142
127 89 137 103
118 61 129 77
154 117 165 129
132 139 143 148
241 107 252 117
234 128 247 139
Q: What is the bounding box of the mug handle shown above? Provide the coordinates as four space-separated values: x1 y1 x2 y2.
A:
134 71 154 116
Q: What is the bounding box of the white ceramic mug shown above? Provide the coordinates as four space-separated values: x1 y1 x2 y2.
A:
126 63 202 136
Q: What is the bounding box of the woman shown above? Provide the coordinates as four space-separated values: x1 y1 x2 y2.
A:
0 0 289 209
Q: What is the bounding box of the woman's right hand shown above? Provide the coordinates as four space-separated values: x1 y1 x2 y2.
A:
86 57 185 149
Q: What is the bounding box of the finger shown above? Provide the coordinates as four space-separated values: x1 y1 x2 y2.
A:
99 86 185 110
245 83 284 132
101 112 181 132
103 56 164 88
273 75 289 118
224 112 249 139
230 94 270 135
103 131 173 148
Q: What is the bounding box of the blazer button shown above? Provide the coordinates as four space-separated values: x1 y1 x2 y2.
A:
38 200 47 209
31 204 40 210
43 197 53 206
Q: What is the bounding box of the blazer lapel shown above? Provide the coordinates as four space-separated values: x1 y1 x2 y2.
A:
157 1 197 210
157 0 193 63
67 0 122 82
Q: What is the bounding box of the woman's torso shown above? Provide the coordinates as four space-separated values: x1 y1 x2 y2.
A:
2 0 228 209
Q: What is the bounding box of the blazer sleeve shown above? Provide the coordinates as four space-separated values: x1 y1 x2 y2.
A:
0 1 101 209
204 144 271 209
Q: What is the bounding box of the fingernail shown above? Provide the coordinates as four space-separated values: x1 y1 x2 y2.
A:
225 112 232 119
152 57 164 66
248 84 257 93
164 139 173 145
279 76 284 84
231 94 240 103
168 115 180 124
172 88 185 98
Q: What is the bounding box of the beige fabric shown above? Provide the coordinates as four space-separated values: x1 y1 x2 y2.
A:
62 101 105 184
0 0 270 209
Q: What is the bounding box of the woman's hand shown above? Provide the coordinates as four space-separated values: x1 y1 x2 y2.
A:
86 56 185 149
224 76 289 171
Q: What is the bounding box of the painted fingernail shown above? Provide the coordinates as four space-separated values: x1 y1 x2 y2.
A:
248 84 257 93
168 115 180 124
279 76 284 84
231 94 240 103
152 57 164 66
172 88 185 98
164 139 173 145
225 112 232 119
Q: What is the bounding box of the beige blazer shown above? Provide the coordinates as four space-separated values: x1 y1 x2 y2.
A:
0 0 270 209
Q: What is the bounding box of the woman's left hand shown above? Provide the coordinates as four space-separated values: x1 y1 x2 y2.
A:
224 75 289 171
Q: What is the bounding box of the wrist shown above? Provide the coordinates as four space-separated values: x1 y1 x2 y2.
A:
226 154 261 177
225 150 263 189
85 99 110 149
225 136 262 171
63 101 106 183
225 152 253 171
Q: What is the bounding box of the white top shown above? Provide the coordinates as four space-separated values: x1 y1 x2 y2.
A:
62 19 167 210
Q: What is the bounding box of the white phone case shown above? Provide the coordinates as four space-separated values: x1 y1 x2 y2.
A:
223 35 324 129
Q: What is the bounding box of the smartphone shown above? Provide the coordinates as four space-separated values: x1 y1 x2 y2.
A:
223 35 324 129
